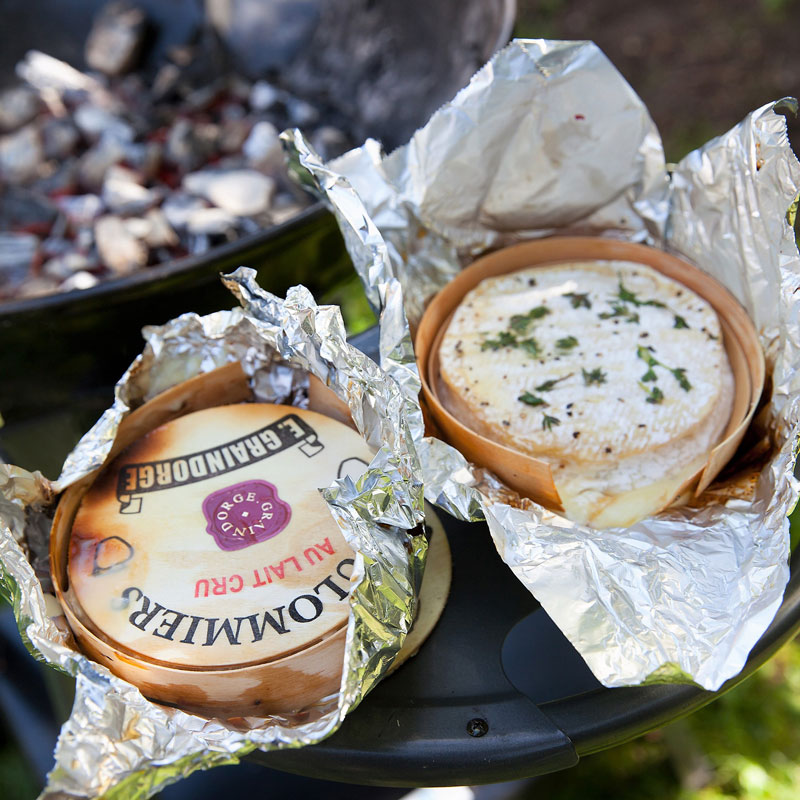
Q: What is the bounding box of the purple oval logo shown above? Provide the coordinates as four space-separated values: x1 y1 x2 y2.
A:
202 480 291 551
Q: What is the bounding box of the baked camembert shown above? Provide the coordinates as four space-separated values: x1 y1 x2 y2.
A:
437 260 735 527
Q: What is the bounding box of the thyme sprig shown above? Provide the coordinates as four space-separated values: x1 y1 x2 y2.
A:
617 280 667 308
519 338 540 356
481 331 517 351
643 385 664 404
535 373 573 392
638 345 658 368
582 367 607 386
598 302 640 323
542 414 561 430
556 335 579 350
597 278 678 324
673 314 689 329
519 392 547 407
671 367 691 391
598 302 628 320
564 292 591 309
482 303 551 353
636 345 692 398
510 305 550 334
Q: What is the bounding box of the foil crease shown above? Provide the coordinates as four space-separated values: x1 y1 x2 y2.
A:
285 38 800 691
0 269 425 798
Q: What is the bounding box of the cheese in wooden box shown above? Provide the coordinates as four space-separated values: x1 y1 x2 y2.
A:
52 401 374 716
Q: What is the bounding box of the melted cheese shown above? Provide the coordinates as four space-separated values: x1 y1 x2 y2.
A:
438 260 734 527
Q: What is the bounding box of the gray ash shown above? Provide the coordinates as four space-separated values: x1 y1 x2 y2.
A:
0 3 353 302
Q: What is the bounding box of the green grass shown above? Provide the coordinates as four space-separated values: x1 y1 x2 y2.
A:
319 271 376 335
513 0 567 39
0 743 39 799
522 637 800 800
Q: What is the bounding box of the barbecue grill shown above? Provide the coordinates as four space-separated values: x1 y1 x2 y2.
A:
2 1 799 796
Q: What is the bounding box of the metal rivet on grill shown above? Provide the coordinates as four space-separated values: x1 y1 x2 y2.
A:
466 718 489 737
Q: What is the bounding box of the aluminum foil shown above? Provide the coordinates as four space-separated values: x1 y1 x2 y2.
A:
0 268 426 799
285 38 800 691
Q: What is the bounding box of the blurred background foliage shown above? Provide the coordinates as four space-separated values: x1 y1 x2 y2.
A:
514 0 799 164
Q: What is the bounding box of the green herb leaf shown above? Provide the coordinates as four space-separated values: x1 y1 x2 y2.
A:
598 302 630 320
645 386 665 404
535 373 573 392
481 331 517 350
509 315 530 334
556 335 579 350
599 300 642 323
564 292 591 309
671 367 692 391
636 345 658 366
518 337 540 356
673 314 689 329
636 346 692 393
617 281 638 304
617 279 666 309
519 392 547 407
542 414 561 430
582 367 607 386
509 306 550 333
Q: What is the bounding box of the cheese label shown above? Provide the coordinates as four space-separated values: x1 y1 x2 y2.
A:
68 403 373 668
115 412 321 513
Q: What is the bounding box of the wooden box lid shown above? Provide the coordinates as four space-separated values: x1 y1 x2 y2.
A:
63 403 373 670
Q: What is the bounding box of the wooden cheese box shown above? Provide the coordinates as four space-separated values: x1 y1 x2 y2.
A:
415 237 765 519
51 373 377 718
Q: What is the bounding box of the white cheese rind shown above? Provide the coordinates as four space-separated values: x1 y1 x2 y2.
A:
438 260 735 527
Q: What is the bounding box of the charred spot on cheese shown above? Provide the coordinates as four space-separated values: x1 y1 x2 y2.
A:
92 536 134 574
437 259 735 528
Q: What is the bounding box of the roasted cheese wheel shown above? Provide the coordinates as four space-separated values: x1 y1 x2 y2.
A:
63 402 374 713
437 260 735 527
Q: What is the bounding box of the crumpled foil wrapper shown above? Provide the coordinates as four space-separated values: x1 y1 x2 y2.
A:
0 268 426 799
284 38 800 691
